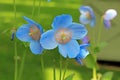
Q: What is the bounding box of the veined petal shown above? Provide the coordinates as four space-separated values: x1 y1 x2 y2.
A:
40 30 58 49
69 23 87 39
103 19 111 29
58 40 80 58
23 16 43 33
79 15 90 24
30 41 43 54
16 24 33 42
52 14 72 30
104 9 117 20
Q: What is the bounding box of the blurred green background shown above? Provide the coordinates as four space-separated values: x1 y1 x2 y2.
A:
0 0 120 80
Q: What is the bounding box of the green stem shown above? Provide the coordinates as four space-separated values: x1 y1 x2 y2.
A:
14 42 18 80
92 28 96 45
39 53 45 80
13 0 16 24
97 18 103 46
32 0 36 18
13 0 17 79
90 27 96 54
93 67 97 80
18 50 26 80
38 0 42 18
53 59 56 80
59 55 62 80
40 54 44 73
92 52 97 80
62 58 68 80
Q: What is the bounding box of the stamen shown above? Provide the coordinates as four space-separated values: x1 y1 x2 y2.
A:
55 28 72 44
29 25 41 40
86 12 91 20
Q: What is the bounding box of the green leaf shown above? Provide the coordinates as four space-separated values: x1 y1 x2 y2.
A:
84 54 97 69
64 73 75 80
101 72 114 80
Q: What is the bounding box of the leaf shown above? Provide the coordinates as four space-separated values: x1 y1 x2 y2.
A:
84 54 97 69
101 72 114 80
64 73 75 80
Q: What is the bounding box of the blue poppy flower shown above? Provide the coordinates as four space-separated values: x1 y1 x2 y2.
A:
103 9 117 29
16 16 44 54
79 6 96 27
75 44 89 64
40 14 87 58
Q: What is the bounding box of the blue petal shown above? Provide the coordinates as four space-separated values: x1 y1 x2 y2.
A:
90 18 96 27
16 24 33 42
58 40 80 58
36 24 44 34
69 23 88 39
75 44 89 64
23 16 36 24
103 19 111 29
40 30 58 49
30 41 43 54
52 14 72 30
79 15 90 24
78 49 89 59
77 44 89 59
23 16 43 33
104 9 117 20
80 6 93 13
90 11 96 27
75 57 83 64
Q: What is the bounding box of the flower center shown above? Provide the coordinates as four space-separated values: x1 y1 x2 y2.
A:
86 11 91 20
29 25 41 40
55 28 72 44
